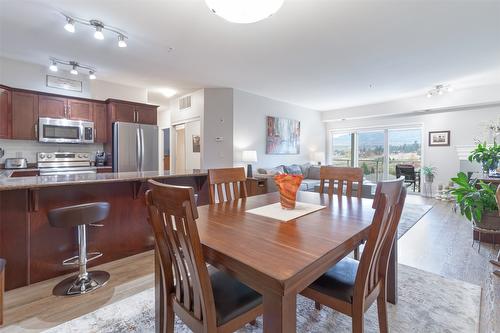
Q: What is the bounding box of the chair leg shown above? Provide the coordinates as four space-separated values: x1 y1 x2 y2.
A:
352 310 364 333
166 296 174 333
377 294 389 333
315 301 322 310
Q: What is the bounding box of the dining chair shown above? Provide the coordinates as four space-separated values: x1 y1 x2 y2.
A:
208 167 248 204
395 164 419 192
146 180 262 333
319 166 364 198
301 178 406 333
0 258 5 326
319 166 365 258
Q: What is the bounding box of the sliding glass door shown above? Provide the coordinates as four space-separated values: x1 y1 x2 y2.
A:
329 127 422 192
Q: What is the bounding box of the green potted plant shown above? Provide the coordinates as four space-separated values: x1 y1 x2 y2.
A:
422 165 437 183
450 172 499 229
468 140 500 173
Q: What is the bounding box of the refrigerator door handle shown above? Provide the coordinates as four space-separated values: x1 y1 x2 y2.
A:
136 127 141 171
140 128 145 171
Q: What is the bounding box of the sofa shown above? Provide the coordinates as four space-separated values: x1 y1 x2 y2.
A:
255 163 322 192
255 163 376 198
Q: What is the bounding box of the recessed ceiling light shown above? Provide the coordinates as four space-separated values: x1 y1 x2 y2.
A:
161 88 177 98
205 0 284 24
64 17 75 33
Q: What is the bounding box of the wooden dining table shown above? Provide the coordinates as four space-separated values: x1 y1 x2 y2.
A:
155 191 397 333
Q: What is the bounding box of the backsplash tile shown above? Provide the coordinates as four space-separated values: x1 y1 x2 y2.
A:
0 139 104 164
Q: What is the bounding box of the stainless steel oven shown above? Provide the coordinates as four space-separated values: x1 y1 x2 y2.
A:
38 117 94 144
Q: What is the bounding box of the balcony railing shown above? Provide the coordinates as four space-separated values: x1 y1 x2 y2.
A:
330 158 421 182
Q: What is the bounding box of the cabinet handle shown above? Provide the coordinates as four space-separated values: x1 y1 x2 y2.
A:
136 111 139 123
34 124 38 139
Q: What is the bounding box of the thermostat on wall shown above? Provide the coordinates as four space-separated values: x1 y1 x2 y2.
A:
215 137 224 142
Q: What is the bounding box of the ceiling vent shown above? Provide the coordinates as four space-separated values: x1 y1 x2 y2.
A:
179 95 191 110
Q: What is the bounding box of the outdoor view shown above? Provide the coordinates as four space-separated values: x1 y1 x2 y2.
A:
331 128 422 187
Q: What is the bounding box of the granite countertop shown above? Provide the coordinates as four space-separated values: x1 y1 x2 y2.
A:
0 169 208 191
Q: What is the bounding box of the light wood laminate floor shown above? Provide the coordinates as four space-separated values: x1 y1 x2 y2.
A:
1 196 499 332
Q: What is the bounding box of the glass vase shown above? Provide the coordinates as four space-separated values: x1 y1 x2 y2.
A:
274 174 303 209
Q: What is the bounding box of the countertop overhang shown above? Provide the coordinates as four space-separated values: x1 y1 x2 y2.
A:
0 169 208 191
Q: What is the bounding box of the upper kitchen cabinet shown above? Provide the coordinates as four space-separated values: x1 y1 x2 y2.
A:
39 95 93 121
12 91 38 140
93 102 107 143
107 100 158 125
0 87 12 139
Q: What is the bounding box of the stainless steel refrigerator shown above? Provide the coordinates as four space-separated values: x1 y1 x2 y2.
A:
113 122 159 172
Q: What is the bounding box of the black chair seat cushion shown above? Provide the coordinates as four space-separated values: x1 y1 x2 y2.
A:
308 257 359 303
48 202 110 228
208 266 262 325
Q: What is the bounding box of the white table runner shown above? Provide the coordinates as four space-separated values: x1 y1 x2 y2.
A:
246 202 326 222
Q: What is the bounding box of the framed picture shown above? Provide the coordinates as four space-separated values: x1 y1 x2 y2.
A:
192 135 200 152
46 75 82 92
266 116 300 154
428 130 450 146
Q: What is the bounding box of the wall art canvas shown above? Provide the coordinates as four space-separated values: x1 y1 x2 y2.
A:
266 116 300 154
192 135 200 153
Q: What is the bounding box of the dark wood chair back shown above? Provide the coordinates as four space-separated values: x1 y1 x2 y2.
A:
355 178 406 302
146 180 218 330
319 166 364 198
208 167 248 204
0 258 5 326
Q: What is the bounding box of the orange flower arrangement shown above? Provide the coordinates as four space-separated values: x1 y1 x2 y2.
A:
274 174 303 209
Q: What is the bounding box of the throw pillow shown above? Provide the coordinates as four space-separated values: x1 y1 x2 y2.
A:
257 168 267 174
300 163 311 178
285 164 303 175
308 166 321 179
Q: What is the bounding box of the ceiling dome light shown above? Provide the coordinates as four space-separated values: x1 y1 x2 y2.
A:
89 71 96 80
70 65 78 75
64 17 75 33
205 0 284 24
94 25 104 40
49 60 58 72
118 34 127 48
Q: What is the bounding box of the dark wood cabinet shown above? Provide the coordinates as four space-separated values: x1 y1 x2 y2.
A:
93 103 107 143
246 177 268 197
67 99 93 121
0 88 12 139
38 95 67 119
12 91 38 140
107 100 158 125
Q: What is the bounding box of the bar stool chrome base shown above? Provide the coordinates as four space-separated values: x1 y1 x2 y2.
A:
53 270 110 296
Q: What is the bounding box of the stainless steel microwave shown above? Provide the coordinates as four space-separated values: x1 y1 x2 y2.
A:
38 117 94 144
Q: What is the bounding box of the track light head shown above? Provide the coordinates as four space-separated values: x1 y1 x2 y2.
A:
118 34 127 48
70 64 78 75
89 71 97 80
49 60 58 72
94 26 104 40
64 17 75 33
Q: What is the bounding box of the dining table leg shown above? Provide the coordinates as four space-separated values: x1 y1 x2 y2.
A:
263 292 296 333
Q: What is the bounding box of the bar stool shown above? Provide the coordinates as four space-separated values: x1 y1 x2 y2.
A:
48 202 110 296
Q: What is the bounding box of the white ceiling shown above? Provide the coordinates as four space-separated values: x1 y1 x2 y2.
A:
1 0 500 110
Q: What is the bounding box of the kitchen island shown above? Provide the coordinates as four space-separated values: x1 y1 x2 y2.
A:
0 170 208 290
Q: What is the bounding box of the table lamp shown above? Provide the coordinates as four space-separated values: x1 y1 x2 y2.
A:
242 150 258 178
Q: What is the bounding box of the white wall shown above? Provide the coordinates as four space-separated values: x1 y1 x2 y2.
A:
233 89 325 168
203 88 234 169
325 105 500 190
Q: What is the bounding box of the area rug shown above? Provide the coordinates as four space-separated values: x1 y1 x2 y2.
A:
398 203 433 238
42 264 480 333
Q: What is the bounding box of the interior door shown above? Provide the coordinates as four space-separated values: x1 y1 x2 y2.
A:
38 95 67 118
12 91 38 140
175 125 186 172
113 122 139 172
68 99 93 121
140 124 159 171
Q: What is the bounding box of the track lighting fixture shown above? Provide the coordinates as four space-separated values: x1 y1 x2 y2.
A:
427 84 453 98
49 58 97 80
62 14 128 48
